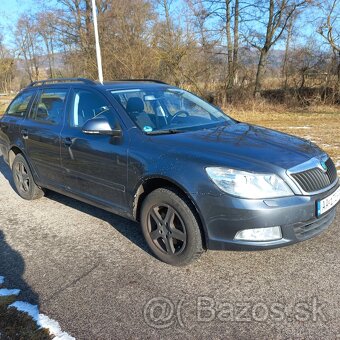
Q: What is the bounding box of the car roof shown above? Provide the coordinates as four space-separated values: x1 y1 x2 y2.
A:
24 78 174 91
102 81 173 91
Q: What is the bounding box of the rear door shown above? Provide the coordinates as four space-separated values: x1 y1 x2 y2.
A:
21 88 69 186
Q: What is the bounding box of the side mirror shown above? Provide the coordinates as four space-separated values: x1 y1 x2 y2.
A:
82 116 122 137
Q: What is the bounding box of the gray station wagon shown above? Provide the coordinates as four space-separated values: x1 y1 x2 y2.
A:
0 78 339 265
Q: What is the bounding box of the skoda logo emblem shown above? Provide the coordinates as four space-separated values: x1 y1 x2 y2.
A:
320 161 327 172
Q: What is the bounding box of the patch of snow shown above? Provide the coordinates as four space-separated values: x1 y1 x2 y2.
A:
9 301 75 340
302 135 320 143
287 126 311 129
322 144 331 147
0 288 20 296
9 301 39 319
0 276 4 285
303 138 315 143
335 160 340 167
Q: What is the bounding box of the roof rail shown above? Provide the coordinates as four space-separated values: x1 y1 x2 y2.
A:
114 79 168 84
29 78 97 87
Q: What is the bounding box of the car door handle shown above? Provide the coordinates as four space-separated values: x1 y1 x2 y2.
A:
63 137 73 147
21 129 28 139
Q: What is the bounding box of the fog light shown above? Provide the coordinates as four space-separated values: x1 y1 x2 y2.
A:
234 226 282 241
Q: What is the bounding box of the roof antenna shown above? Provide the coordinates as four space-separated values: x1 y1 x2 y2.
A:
92 0 103 84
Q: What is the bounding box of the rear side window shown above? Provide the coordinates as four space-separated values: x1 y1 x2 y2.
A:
30 89 68 125
7 91 34 117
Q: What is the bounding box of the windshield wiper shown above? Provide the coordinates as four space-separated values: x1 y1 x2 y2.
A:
145 129 186 135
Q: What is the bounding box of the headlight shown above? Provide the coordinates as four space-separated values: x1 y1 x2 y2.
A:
206 167 293 199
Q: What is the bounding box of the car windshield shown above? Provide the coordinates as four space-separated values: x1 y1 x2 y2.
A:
110 88 235 133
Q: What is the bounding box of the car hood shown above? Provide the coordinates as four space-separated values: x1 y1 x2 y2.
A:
151 123 324 170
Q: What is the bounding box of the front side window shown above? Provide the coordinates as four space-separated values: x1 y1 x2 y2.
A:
31 89 67 125
7 91 34 117
110 88 234 133
70 89 111 128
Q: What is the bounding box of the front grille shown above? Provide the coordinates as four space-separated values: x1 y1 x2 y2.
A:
293 208 336 240
291 158 338 193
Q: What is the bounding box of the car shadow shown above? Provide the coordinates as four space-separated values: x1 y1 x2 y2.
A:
0 155 16 191
0 157 40 304
45 190 152 255
0 230 40 306
0 155 150 257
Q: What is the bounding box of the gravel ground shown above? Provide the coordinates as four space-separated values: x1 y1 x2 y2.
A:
0 156 339 339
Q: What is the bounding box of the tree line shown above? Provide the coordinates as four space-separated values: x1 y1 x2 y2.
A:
0 0 339 106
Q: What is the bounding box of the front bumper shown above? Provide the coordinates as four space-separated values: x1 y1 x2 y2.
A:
195 182 339 250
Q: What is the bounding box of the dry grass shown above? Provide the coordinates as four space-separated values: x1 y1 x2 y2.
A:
0 295 52 339
0 97 12 115
0 237 52 339
227 104 340 170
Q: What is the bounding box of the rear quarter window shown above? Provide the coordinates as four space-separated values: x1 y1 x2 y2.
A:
6 91 35 117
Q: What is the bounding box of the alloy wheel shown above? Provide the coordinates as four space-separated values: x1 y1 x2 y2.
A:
14 162 30 193
147 204 187 255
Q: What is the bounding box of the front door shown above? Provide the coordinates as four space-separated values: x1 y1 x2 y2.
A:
60 88 128 213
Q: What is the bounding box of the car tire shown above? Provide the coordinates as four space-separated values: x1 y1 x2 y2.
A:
12 154 44 200
140 187 204 266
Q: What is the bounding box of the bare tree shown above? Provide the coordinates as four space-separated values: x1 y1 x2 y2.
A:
0 34 15 93
318 0 340 92
36 12 59 78
290 41 327 89
1 0 337 105
243 0 309 97
188 0 240 100
100 0 157 79
154 0 192 85
225 0 239 94
15 15 41 82
233 0 239 86
282 15 295 89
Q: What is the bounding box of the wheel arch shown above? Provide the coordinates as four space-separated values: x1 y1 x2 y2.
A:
132 176 207 248
8 145 39 184
8 145 25 168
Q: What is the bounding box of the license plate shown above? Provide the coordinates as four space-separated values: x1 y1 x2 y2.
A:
317 186 340 216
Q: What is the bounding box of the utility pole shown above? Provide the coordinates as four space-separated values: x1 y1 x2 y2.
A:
91 0 103 84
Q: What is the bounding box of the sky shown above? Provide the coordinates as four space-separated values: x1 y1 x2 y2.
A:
0 0 38 23
0 0 331 52
0 0 42 46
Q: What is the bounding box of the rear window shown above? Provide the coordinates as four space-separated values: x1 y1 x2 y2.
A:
30 89 68 125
